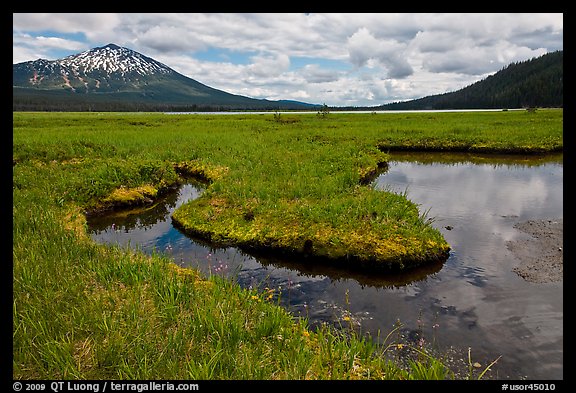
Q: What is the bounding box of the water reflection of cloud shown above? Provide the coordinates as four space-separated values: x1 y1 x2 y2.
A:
371 157 563 379
378 161 561 222
375 160 562 275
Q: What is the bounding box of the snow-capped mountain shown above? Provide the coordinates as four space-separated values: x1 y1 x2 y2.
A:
13 44 177 93
59 44 172 77
13 43 317 111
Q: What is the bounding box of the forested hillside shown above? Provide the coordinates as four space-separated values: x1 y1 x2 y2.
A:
380 50 563 110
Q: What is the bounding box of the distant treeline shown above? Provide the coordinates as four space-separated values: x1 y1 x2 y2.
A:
12 100 272 113
12 89 302 112
377 51 563 110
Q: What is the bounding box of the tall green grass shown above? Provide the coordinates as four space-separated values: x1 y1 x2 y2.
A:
13 109 562 379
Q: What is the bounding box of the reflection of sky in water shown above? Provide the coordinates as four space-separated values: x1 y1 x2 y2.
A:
375 160 562 272
87 154 563 379
380 161 561 221
372 156 562 380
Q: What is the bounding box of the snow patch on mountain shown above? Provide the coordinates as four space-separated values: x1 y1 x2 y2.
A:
59 44 174 77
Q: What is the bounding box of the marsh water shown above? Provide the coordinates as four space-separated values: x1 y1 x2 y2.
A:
87 152 563 380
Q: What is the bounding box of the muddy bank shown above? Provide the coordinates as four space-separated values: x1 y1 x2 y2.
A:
507 219 563 283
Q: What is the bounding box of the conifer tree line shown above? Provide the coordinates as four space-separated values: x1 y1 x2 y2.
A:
12 90 297 112
380 51 563 110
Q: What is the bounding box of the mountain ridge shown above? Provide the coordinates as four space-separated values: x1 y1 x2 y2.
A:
13 43 319 111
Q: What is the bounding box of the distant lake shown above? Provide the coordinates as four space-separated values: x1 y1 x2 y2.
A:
164 108 520 115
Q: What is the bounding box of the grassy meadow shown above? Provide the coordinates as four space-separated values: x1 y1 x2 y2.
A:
13 109 562 379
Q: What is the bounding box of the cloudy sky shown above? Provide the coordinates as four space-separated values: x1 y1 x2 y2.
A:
13 13 563 107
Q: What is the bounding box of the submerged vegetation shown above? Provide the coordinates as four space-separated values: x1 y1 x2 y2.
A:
13 109 562 379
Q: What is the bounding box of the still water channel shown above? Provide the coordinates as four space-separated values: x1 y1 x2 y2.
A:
87 152 563 380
